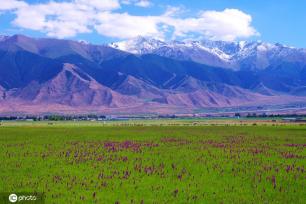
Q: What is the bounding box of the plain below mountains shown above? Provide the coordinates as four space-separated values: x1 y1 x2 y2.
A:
0 35 306 114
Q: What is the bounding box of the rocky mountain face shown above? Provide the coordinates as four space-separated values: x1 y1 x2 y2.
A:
0 35 306 114
110 36 306 71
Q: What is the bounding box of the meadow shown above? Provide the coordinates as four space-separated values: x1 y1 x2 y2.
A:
0 121 305 203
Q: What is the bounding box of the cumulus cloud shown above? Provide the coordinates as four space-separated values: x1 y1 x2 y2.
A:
0 0 27 10
0 0 259 41
163 6 187 17
13 1 90 38
10 0 120 38
75 0 120 10
121 0 152 7
135 0 151 7
162 9 259 41
95 12 161 38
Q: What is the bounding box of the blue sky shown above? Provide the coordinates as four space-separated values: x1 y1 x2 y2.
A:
0 0 305 47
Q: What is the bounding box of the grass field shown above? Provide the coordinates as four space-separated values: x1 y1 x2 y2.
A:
0 121 305 203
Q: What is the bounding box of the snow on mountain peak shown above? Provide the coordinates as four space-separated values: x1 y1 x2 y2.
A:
78 40 90 45
109 36 166 54
109 37 306 70
0 35 9 42
239 41 246 49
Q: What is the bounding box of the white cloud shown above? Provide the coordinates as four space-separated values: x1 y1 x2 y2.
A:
13 1 95 38
135 0 151 7
163 6 187 17
0 0 259 41
75 0 120 10
161 9 259 41
199 9 259 41
95 12 161 38
8 0 120 38
0 0 27 10
121 0 152 7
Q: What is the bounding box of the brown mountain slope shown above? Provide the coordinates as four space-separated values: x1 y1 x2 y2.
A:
112 74 166 99
9 63 139 107
158 76 306 108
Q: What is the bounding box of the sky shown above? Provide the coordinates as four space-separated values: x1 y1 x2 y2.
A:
0 0 305 47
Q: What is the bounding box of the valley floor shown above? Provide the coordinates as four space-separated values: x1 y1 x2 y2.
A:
0 122 305 203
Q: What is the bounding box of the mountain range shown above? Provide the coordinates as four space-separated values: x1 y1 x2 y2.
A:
0 34 306 115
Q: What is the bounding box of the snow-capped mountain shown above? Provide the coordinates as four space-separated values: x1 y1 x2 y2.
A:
109 36 167 55
110 37 306 71
110 37 237 68
0 35 9 42
0 34 306 114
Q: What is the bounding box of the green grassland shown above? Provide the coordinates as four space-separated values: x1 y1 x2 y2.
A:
0 121 305 203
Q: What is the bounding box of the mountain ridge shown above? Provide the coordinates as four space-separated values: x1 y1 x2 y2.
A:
110 36 306 71
0 34 306 114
